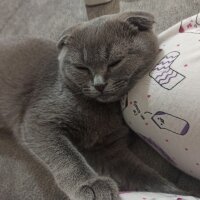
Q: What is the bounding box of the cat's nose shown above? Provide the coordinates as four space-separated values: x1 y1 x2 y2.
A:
94 83 107 92
93 74 107 92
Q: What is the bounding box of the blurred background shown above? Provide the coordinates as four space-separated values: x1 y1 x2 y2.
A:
0 0 200 40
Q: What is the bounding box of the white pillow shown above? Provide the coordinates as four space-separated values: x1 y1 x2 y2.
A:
120 192 199 200
122 14 200 180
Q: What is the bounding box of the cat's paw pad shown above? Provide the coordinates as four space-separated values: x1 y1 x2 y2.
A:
75 177 120 200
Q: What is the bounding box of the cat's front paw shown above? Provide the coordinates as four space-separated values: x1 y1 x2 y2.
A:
75 177 120 200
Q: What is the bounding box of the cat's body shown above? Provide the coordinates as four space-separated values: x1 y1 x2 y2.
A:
0 12 190 200
0 36 124 153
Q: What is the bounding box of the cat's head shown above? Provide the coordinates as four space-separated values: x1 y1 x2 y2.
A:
58 12 158 103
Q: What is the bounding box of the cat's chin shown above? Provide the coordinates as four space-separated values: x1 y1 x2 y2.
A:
96 95 120 103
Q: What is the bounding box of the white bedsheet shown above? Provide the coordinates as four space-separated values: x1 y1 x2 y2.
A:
120 192 199 200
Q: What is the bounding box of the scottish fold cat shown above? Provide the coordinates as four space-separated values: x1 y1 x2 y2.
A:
0 12 186 199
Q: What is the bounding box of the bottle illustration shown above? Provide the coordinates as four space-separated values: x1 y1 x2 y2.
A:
152 111 190 135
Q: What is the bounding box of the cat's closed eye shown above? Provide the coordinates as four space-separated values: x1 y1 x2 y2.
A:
108 59 122 68
74 64 89 72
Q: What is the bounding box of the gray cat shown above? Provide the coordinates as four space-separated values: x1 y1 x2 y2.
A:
0 12 185 200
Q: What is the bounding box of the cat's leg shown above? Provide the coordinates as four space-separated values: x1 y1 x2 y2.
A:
84 132 186 195
15 109 120 200
0 129 69 200
105 146 184 194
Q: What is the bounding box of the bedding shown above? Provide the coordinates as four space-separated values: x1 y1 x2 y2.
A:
122 14 200 181
120 192 199 200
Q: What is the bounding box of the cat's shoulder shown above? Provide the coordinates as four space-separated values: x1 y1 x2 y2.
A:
0 36 56 47
0 37 57 55
0 37 59 95
0 37 59 75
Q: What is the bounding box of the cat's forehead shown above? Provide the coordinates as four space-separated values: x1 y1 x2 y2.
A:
72 21 135 61
65 15 156 64
74 19 135 48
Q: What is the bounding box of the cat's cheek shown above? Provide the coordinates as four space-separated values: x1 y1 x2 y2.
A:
70 71 91 85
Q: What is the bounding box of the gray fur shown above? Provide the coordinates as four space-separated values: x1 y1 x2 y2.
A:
0 12 191 200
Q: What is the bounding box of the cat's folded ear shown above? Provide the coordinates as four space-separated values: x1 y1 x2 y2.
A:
57 25 79 49
118 11 155 31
